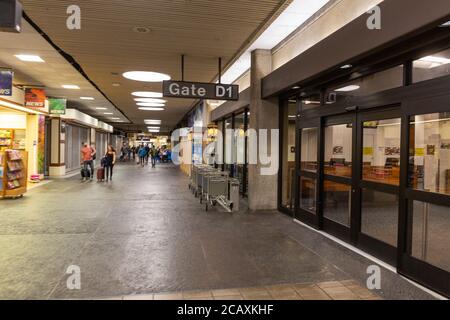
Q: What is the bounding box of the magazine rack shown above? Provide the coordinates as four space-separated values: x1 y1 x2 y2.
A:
0 150 28 199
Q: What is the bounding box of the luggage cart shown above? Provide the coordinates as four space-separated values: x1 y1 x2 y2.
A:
200 171 222 203
196 166 215 199
205 176 230 212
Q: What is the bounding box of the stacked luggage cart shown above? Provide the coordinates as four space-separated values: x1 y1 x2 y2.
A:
189 164 240 212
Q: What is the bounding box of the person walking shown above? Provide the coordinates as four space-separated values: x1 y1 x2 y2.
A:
138 144 146 167
81 142 96 181
104 145 116 181
144 144 151 165
150 146 157 168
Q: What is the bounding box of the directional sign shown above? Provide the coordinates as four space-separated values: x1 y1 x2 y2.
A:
163 81 239 101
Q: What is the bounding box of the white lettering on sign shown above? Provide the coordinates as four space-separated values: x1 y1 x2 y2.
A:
169 82 207 97
216 85 233 99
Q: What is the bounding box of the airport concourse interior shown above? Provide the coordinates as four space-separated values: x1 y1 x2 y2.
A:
0 0 449 304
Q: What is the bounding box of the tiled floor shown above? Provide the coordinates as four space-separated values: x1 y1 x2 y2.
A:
116 280 382 300
0 163 437 300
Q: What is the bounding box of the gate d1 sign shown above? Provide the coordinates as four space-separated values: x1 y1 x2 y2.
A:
163 81 239 101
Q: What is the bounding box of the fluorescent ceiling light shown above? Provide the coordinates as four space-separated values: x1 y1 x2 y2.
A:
112 83 121 87
147 126 160 130
80 97 95 100
334 85 360 92
221 0 330 84
135 98 167 103
123 71 171 82
416 55 450 68
137 102 166 107
132 91 163 98
103 112 113 115
62 84 80 89
15 54 45 62
111 117 121 120
340 64 353 69
95 107 108 110
149 129 160 133
139 107 165 111
440 21 450 27
145 119 162 124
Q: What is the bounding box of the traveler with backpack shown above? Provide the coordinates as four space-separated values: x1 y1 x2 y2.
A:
81 142 96 181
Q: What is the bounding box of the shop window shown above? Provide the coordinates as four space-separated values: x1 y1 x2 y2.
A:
301 128 318 172
410 201 450 272
324 123 353 178
323 181 351 226
327 65 404 104
413 48 450 83
281 99 297 210
362 119 401 186
361 189 399 247
409 113 450 195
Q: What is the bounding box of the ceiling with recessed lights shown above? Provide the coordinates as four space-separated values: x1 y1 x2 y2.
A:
0 20 129 124
18 0 290 132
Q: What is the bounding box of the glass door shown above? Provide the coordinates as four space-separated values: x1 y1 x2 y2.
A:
296 119 320 226
321 114 356 241
355 108 402 264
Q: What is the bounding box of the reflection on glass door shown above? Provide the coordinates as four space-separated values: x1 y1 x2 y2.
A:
323 121 353 228
407 113 450 275
360 117 401 248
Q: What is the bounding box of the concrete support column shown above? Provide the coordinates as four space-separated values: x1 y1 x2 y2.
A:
248 49 279 211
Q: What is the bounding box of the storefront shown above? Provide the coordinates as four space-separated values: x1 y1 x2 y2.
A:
276 21 450 297
0 96 48 195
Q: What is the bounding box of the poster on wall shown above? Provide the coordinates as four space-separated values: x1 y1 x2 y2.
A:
49 98 67 115
37 115 45 175
0 70 13 96
25 88 46 108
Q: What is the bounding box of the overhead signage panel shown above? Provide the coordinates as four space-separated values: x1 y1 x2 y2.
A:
0 70 13 96
49 98 67 115
25 88 46 108
163 81 239 101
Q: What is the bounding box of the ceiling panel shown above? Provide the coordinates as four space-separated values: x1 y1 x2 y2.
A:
19 0 288 132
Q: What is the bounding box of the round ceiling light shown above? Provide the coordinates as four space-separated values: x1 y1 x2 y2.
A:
139 107 165 111
123 71 171 82
134 98 167 103
132 91 163 98
137 102 165 107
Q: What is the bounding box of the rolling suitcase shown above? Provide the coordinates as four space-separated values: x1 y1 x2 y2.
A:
81 168 90 179
97 167 105 182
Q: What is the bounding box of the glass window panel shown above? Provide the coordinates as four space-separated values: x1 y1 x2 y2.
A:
327 65 404 105
299 176 316 214
323 181 351 226
324 124 352 178
361 189 399 247
413 48 450 83
362 118 401 186
411 201 450 272
409 113 450 195
301 127 318 172
224 117 233 173
281 98 297 210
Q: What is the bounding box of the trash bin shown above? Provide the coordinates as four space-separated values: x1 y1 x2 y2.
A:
228 178 240 212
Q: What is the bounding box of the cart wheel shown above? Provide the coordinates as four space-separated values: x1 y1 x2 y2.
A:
212 200 217 206
205 202 208 211
230 203 234 211
200 196 203 204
